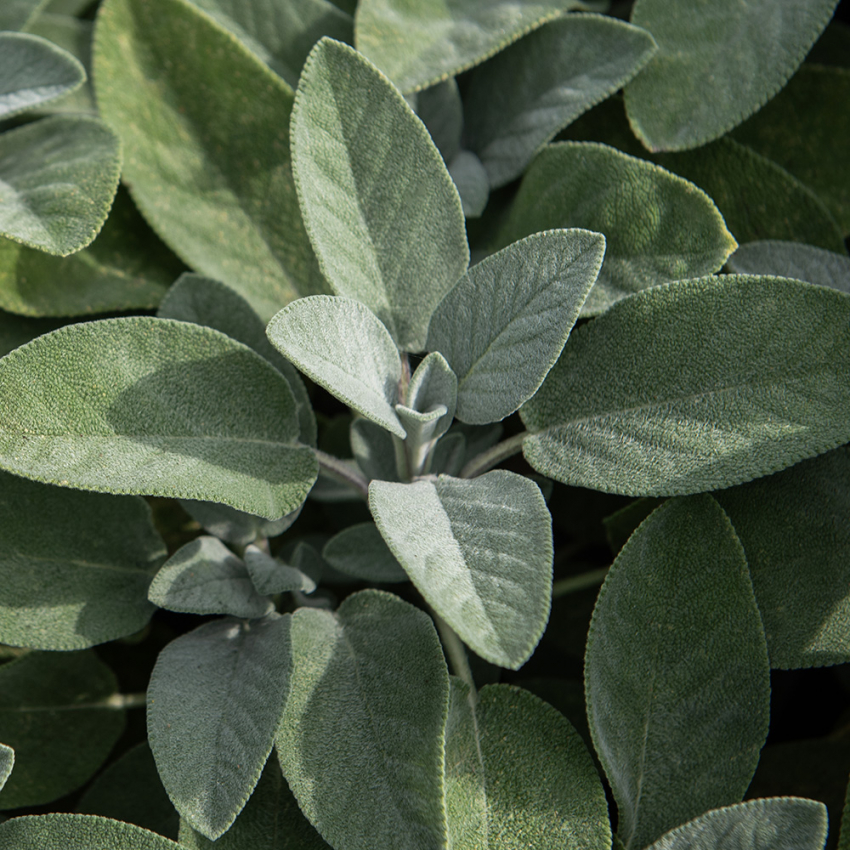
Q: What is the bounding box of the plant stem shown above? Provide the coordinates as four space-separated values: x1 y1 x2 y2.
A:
552 567 609 598
459 431 529 479
432 611 476 697
314 448 369 498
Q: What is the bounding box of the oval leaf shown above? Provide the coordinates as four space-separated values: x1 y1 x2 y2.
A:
0 814 183 850
322 522 409 583
243 545 318 595
727 241 850 294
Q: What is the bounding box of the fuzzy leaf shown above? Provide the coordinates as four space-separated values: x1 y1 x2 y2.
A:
350 417 401 482
291 37 469 351
585 496 771 850
0 115 120 256
93 0 324 321
0 0 48 30
521 275 850 496
243 545 317 595
276 590 449 850
0 471 165 650
0 814 183 850
178 500 302 547
322 522 408 583
496 143 735 315
0 651 125 808
0 32 85 120
369 471 552 669
448 150 490 219
0 746 12 795
464 14 656 188
428 229 604 424
624 0 838 150
727 241 850 294
418 78 463 162
148 614 293 840
0 317 317 519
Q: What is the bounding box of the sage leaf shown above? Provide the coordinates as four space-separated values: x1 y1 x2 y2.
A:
94 0 324 321
715 448 850 668
322 522 408 583
350 417 401 482
521 275 850 496
408 351 458 428
496 143 735 316
431 431 467 477
0 115 120 256
448 151 490 218
243 545 317 595
268 295 405 437
464 14 657 188
148 536 272 618
418 78 463 162
354 0 605 93
727 241 850 294
0 814 183 850
624 0 838 150
428 229 604 424
291 37 469 351
369 471 552 669
0 651 125 808
0 745 12 795
585 496 771 850
276 590 449 850
0 32 85 120
0 317 318 519
0 471 165 650
0 0 48 31
645 798 828 850
148 614 293 840
178 500 302 547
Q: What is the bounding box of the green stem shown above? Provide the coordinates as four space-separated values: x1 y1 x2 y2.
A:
314 448 369 498
432 611 476 697
552 567 609 598
459 431 529 479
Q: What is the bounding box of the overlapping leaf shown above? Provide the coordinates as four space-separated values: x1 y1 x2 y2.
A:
727 241 850 293
0 746 12 795
0 815 183 850
178 499 302 547
243 545 317 595
322 522 408 583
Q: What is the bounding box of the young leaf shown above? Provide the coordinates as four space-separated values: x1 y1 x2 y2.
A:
94 0 325 321
0 317 318 519
645 798 828 850
243 545 318 595
276 590 449 850
521 275 850 496
408 351 458 429
624 0 838 151
727 241 850 294
0 115 121 256
0 32 85 120
267 295 405 437
427 229 605 424
148 536 272 618
463 14 657 188
0 470 166 650
0 814 184 850
585 496 771 850
0 651 125 808
290 37 469 351
369 471 552 669
495 143 735 316
322 522 409 583
178 500 302 547
147 614 293 840
0 745 12 795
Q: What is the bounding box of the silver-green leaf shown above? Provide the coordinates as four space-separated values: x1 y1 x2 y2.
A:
0 745 13 795
727 241 850 294
322 522 408 583
243 545 318 595
0 814 184 850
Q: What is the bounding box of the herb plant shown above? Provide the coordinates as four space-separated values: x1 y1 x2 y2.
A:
0 0 849 848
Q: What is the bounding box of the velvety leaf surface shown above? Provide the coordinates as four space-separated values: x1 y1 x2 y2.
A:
0 470 165 650
732 65 850 233
0 814 183 850
715 448 850 668
148 614 293 839
427 229 604 424
521 276 850 496
0 746 12 795
585 496 771 850
464 14 656 188
243 545 317 595
496 143 735 316
94 0 324 321
0 651 125 808
0 317 317 519
369 471 552 669
275 590 449 850
0 115 120 256
645 798 828 850
727 241 850 294
267 295 405 437
448 150 490 218
624 0 838 151
418 78 463 162
291 37 469 351
0 0 48 30
322 522 408 583
179 500 301 547
0 32 85 120
349 417 400 482
354 0 603 93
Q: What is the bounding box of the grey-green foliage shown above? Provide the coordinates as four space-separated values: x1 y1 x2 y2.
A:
0 318 318 519
322 522 409 583
727 241 850 293
0 32 84 120
463 13 657 188
0 651 126 809
521 276 850 496
369 471 552 669
447 151 490 218
418 78 464 161
495 143 736 316
147 614 293 840
349 417 401 482
427 229 605 424
178 500 302 548
243 545 318 595
0 470 165 650
624 0 838 151
585 496 771 850
645 798 828 850
0 814 183 850
0 0 49 30
0 746 12 795
276 590 449 850
290 37 469 351
93 0 325 322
